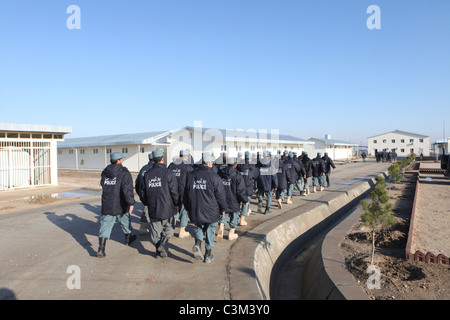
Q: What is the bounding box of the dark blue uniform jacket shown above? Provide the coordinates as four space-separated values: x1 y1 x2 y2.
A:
138 163 179 220
101 163 135 216
218 166 248 213
183 165 228 224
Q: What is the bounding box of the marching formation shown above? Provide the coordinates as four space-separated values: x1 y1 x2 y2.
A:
97 149 336 263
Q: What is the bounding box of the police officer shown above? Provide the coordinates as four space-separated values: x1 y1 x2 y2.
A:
236 151 259 225
168 150 194 238
135 152 154 235
275 154 288 209
97 152 136 258
217 157 248 241
183 154 227 263
283 151 301 204
302 152 314 196
322 152 336 187
256 150 278 214
138 150 179 259
312 152 326 192
294 152 307 196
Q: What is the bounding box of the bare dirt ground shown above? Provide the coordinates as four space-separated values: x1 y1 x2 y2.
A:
341 163 450 300
0 170 109 215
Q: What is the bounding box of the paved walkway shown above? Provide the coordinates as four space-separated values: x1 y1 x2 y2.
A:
0 160 390 300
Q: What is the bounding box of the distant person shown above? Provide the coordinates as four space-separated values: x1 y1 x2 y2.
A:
361 151 367 162
138 150 179 259
97 152 136 258
283 152 301 204
168 150 194 238
135 152 154 235
392 151 398 162
312 153 326 192
256 151 278 214
217 157 248 241
183 154 227 263
236 151 259 226
275 154 289 209
294 151 307 195
322 152 336 188
302 152 314 196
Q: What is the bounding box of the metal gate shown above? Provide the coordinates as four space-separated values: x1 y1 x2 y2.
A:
0 140 52 190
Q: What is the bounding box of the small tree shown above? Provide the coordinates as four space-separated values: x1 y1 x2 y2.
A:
388 162 401 184
360 176 395 265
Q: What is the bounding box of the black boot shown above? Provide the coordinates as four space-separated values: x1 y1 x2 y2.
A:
97 238 107 258
125 233 137 245
192 239 204 261
264 207 272 214
204 249 214 263
157 236 170 258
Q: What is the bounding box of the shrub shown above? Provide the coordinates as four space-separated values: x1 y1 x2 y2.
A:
361 176 395 265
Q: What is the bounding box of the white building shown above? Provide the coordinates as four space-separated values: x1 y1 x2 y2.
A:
57 125 315 172
307 134 357 160
433 137 449 157
0 123 72 190
367 130 430 157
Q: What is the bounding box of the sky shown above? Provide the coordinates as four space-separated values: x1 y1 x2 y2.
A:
0 0 449 145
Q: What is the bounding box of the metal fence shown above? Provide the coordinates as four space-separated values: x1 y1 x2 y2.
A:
0 140 52 190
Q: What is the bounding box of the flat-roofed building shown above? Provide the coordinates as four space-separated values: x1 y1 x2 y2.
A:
307 134 357 160
57 125 315 172
0 123 72 190
367 130 430 157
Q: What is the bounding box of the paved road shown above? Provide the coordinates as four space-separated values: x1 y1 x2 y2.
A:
0 160 390 300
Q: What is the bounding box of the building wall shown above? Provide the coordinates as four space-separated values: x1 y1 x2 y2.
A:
58 128 316 171
326 146 354 160
1 138 58 190
307 140 354 160
58 144 163 172
367 132 430 157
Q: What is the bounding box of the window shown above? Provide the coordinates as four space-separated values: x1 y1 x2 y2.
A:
419 139 424 143
122 147 128 154
58 150 62 155
410 139 414 143
382 139 386 143
80 149 85 154
401 139 405 143
93 149 99 154
221 145 226 151
410 148 414 153
106 148 112 154
69 150 74 155
250 146 255 151
391 139 395 143
373 140 377 144
140 147 145 153
401 149 405 153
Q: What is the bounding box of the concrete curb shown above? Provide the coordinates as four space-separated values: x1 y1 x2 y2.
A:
228 175 385 300
302 201 369 300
